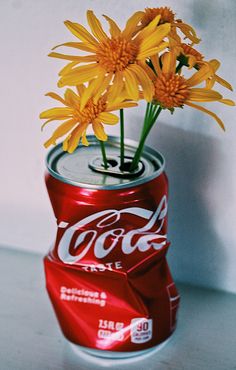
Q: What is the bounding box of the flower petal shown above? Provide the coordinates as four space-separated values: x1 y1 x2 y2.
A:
175 22 201 44
93 73 113 103
106 101 138 111
64 20 98 47
128 64 153 102
67 122 88 153
138 23 170 54
107 72 124 104
135 14 161 43
122 11 144 39
45 118 77 144
187 64 214 87
123 69 140 101
103 15 121 37
44 137 57 148
97 112 119 125
41 117 69 131
80 72 106 110
188 88 223 102
209 59 220 73
215 74 233 91
64 88 79 107
45 92 66 105
92 121 108 140
62 135 71 151
40 107 73 119
81 131 89 146
161 51 177 74
59 61 78 77
76 84 85 96
205 76 216 90
48 52 96 62
143 62 157 80
137 42 169 60
58 64 102 87
185 101 225 131
52 42 97 53
87 10 108 42
188 55 198 69
150 55 162 75
219 99 235 106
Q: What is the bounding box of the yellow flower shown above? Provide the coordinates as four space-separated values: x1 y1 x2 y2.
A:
147 52 235 130
40 85 137 153
140 7 201 45
166 38 232 92
175 44 233 91
48 10 171 102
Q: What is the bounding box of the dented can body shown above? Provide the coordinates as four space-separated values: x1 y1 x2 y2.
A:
44 136 180 357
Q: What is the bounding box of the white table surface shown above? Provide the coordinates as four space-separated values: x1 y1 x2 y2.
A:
0 246 236 370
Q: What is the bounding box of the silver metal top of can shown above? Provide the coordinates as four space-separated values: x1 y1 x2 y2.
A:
46 136 165 190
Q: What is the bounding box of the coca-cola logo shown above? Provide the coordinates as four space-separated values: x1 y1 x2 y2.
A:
57 196 168 264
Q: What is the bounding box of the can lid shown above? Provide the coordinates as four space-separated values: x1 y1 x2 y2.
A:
46 136 165 190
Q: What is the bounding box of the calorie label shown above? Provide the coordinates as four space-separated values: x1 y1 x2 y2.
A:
97 319 125 342
131 318 153 343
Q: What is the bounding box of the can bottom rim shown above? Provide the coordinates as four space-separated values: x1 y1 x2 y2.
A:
69 336 171 361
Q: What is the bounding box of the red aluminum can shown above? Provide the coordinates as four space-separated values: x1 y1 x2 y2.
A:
44 136 180 358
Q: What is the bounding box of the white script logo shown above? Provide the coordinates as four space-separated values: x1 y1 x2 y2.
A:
57 196 168 264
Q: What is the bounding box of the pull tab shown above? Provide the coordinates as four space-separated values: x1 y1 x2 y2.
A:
88 156 144 178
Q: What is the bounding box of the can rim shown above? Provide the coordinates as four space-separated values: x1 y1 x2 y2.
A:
45 136 165 190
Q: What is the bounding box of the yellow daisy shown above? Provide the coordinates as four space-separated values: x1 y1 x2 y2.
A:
174 44 233 91
48 10 171 102
40 85 137 153
147 52 235 130
140 7 201 45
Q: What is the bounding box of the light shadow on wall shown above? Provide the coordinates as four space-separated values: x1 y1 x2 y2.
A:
146 121 226 291
191 0 216 27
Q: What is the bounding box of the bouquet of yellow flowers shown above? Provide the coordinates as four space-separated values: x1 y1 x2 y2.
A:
40 7 234 171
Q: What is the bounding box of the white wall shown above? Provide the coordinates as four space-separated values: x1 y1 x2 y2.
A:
0 0 235 293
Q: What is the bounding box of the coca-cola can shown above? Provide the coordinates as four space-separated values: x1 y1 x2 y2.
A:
44 136 180 358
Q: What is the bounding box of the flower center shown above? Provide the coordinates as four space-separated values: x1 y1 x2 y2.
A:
181 43 203 61
142 7 175 26
96 37 138 72
153 73 190 109
76 97 107 123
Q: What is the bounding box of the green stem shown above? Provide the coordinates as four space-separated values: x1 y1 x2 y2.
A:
144 102 151 123
151 104 159 120
99 140 108 169
130 106 162 171
176 61 185 73
120 109 125 168
140 102 151 139
152 105 162 123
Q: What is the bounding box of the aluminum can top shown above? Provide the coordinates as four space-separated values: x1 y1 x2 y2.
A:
46 135 165 190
